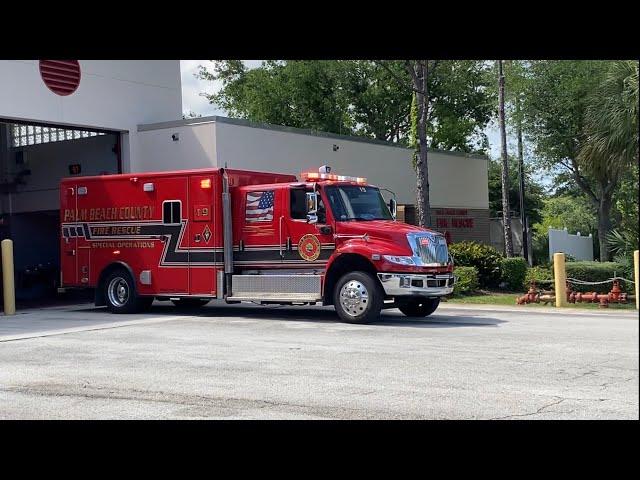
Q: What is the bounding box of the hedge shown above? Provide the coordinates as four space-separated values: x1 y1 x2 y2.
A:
565 261 628 293
525 265 554 288
453 266 479 295
448 241 502 288
500 257 528 291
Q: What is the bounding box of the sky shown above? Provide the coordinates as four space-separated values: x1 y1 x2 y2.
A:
181 60 506 161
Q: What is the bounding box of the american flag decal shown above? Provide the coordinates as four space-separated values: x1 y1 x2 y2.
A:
246 191 275 222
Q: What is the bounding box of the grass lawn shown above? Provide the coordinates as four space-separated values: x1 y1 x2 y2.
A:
445 291 636 310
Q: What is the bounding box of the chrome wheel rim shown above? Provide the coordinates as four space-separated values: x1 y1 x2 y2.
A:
339 279 369 317
107 276 129 307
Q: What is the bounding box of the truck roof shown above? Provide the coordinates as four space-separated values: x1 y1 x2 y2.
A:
60 167 298 184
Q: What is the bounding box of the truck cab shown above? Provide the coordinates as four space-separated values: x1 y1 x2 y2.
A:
226 168 454 323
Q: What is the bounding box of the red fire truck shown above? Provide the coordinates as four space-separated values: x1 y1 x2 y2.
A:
60 166 454 323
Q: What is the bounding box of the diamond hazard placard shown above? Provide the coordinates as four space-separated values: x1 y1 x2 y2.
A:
202 224 212 243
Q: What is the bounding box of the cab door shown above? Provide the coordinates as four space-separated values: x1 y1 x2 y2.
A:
234 187 284 269
282 186 335 269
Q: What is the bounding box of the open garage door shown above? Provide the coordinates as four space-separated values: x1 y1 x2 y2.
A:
0 119 121 302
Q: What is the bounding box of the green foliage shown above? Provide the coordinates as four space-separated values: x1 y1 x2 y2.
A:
500 257 528 291
607 229 638 281
611 163 639 243
532 196 597 236
579 60 639 175
488 156 545 225
522 60 609 169
453 266 479 295
449 241 503 288
565 261 629 293
530 195 597 264
197 60 494 152
525 265 554 287
198 60 354 135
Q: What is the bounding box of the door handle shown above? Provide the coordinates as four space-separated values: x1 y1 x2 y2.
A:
279 216 284 259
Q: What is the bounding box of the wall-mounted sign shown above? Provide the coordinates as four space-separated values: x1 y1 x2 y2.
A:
68 164 82 175
433 208 474 229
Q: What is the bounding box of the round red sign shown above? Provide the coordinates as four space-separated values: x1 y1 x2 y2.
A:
298 234 321 262
39 60 81 96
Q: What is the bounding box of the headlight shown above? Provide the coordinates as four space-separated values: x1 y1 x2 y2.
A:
382 255 415 266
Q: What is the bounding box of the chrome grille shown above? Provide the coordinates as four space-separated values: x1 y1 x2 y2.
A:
413 234 449 265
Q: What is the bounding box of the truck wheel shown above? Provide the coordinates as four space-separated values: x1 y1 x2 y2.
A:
171 298 210 309
398 298 440 317
103 268 144 314
333 271 383 324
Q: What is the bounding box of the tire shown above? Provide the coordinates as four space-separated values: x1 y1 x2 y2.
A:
103 268 146 314
333 271 383 324
398 298 440 317
171 298 210 309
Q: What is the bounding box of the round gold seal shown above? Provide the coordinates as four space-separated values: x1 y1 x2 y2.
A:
298 234 321 261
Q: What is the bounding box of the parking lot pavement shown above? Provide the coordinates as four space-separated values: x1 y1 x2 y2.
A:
0 301 637 419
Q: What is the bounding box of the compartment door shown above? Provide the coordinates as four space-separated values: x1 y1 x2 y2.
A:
188 175 216 295
60 184 78 285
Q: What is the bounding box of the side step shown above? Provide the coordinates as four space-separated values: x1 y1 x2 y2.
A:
227 274 322 303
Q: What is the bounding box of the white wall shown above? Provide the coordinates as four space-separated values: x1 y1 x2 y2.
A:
548 228 594 261
4 134 119 213
0 60 182 171
214 121 489 207
135 122 216 173
135 118 489 209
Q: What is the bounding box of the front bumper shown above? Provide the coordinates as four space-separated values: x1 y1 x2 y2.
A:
377 272 455 297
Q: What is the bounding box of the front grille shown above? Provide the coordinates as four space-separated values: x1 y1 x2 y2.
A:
413 234 449 265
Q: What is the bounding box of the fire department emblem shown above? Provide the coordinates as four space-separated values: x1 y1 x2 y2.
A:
202 224 212 243
298 234 321 262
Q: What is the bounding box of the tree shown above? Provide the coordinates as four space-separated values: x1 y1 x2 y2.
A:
578 60 639 260
197 60 354 135
381 60 493 227
488 157 544 226
521 60 616 259
497 60 514 256
199 59 494 230
504 60 531 262
530 195 599 264
404 60 433 228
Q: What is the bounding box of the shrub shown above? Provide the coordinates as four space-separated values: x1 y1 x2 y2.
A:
449 241 503 288
453 266 479 295
565 261 628 293
525 265 554 288
500 257 528 291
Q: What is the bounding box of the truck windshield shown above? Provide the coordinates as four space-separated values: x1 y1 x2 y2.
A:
324 185 393 221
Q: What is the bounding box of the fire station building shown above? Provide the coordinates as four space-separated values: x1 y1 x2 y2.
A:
0 60 489 299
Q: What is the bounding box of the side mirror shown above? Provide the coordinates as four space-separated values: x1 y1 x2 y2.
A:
306 192 318 215
388 198 397 220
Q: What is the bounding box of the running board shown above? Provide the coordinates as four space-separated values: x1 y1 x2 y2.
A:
226 293 321 303
229 274 322 303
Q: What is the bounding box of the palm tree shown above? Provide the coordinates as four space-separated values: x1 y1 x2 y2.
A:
497 60 514 257
578 60 639 260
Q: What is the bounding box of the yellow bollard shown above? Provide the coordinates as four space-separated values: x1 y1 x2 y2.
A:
553 252 567 308
2 239 16 315
634 250 639 311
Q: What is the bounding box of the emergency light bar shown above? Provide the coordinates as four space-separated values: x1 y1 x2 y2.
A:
301 171 367 184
